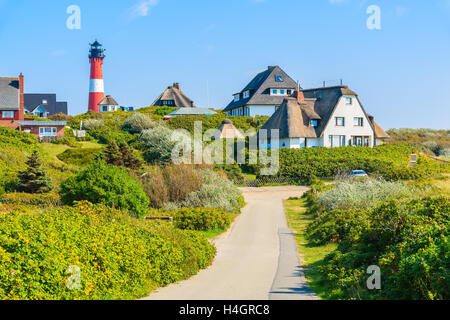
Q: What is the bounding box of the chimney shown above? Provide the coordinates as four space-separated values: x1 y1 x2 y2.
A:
19 73 24 121
294 81 304 103
173 83 180 90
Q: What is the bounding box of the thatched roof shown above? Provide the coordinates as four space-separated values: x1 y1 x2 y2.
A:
152 83 196 108
368 116 390 139
98 95 118 106
213 119 245 139
261 98 320 138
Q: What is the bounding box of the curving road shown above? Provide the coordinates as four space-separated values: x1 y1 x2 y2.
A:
143 186 318 300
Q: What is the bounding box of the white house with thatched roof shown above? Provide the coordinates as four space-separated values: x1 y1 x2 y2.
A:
98 95 119 112
212 119 245 140
259 86 389 149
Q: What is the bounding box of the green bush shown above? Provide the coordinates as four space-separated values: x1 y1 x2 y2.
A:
57 148 103 166
0 201 216 300
59 161 150 218
154 107 179 117
307 196 449 300
172 207 233 231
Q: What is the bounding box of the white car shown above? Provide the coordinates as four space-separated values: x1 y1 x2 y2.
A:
350 170 369 177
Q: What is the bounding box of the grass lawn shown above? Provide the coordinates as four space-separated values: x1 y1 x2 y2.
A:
284 198 337 300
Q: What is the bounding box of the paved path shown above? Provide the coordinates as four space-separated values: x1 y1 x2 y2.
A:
143 186 318 300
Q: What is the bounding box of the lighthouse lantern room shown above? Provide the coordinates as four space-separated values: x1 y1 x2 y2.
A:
88 40 105 112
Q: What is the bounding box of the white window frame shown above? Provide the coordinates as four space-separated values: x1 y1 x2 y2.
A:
2 111 14 118
346 97 353 105
243 90 250 99
234 94 240 102
42 99 48 105
39 127 57 137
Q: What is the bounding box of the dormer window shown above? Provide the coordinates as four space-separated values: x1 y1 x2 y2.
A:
310 120 319 127
234 94 240 102
42 99 48 105
162 100 174 106
275 75 284 82
243 90 250 99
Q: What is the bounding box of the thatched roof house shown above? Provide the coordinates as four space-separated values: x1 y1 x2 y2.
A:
152 83 196 108
213 119 245 139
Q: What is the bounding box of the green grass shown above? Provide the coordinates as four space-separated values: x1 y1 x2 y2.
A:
196 228 227 239
284 198 337 300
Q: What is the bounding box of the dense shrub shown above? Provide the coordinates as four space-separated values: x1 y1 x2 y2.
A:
89 129 134 145
180 170 244 213
102 142 142 170
306 191 449 299
57 148 103 166
171 207 233 231
83 119 104 130
154 107 178 117
60 161 150 218
139 125 190 165
0 202 215 300
122 113 154 132
317 178 412 211
0 127 38 150
140 164 204 208
49 113 74 121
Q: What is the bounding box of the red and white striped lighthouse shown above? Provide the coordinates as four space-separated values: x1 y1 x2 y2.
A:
88 40 105 112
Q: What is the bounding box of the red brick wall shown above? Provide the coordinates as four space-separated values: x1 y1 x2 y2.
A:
0 119 20 129
19 74 24 121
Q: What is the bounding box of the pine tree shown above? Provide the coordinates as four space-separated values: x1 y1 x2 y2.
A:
104 141 122 166
18 151 53 194
119 143 142 170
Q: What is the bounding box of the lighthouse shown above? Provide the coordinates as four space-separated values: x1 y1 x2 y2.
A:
88 40 105 112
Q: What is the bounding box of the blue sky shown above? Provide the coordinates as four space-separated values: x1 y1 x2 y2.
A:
0 0 449 129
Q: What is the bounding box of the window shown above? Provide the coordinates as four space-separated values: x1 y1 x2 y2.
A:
287 89 292 95
39 127 57 137
42 99 48 105
234 94 240 102
354 117 363 126
352 136 363 146
346 97 353 105
163 100 174 106
310 120 318 127
102 106 108 112
271 89 278 95
275 75 284 82
243 90 250 99
329 135 346 147
335 117 345 126
280 89 285 95
364 137 370 147
1 111 14 118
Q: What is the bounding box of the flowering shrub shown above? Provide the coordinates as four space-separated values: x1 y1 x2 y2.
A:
0 202 216 300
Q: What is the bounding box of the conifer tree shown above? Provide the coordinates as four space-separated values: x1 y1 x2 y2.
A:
104 141 122 166
119 143 142 170
18 151 53 193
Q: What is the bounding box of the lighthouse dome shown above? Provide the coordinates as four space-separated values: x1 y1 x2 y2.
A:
89 40 105 58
